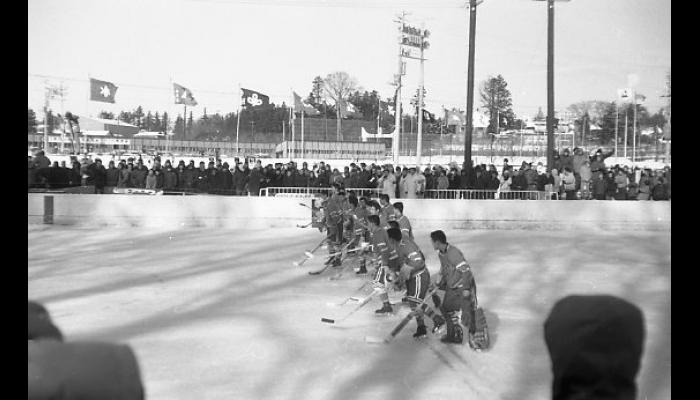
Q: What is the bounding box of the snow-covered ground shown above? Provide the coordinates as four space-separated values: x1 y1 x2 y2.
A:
28 225 671 400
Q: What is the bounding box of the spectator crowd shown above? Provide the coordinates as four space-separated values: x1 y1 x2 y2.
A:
28 147 671 200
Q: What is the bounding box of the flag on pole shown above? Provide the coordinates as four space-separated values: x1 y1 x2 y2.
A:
241 88 270 108
635 93 646 105
422 109 436 123
445 109 465 126
617 88 633 103
173 83 197 106
340 100 358 118
90 78 118 103
293 91 320 115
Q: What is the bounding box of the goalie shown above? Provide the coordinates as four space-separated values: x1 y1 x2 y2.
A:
430 230 488 350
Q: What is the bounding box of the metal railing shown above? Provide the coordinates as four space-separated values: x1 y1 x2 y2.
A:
259 187 383 198
423 189 558 200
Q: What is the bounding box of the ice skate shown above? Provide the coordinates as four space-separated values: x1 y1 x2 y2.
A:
431 315 446 334
375 302 393 315
412 325 427 339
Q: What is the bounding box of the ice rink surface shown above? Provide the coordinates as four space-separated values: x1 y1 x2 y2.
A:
28 225 671 400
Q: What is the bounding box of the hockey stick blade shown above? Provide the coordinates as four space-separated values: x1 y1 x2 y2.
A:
321 317 335 324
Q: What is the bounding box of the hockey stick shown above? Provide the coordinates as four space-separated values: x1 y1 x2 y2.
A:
328 241 370 280
292 238 327 267
325 279 376 307
367 286 440 344
321 288 381 324
307 243 364 275
296 221 314 228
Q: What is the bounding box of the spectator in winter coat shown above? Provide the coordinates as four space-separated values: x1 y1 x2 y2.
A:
536 169 549 192
220 163 233 192
572 148 589 176
559 148 574 173
247 164 263 195
89 159 107 194
105 161 120 189
605 171 617 200
181 163 197 189
651 177 669 200
614 169 629 200
162 161 178 190
637 175 651 200
117 163 131 188
627 182 639 200
437 170 449 190
552 153 563 173
379 169 397 196
499 170 512 193
154 169 163 189
523 163 538 190
233 164 248 195
402 167 421 199
511 169 527 191
174 164 186 189
591 172 606 200
579 160 593 200
194 162 209 192
561 167 576 200
131 161 148 188
32 150 51 169
145 169 157 189
207 168 221 194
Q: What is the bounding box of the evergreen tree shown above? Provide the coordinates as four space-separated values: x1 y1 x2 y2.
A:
479 75 515 132
161 112 169 133
154 112 161 132
28 108 37 133
187 111 194 137
98 110 114 119
145 111 153 131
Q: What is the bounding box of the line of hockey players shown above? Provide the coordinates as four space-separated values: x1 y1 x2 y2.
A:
314 182 487 349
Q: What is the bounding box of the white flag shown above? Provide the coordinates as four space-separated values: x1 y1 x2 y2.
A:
617 88 633 102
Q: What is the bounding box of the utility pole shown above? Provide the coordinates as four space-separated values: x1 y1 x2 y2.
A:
534 0 571 171
464 0 482 168
393 11 409 165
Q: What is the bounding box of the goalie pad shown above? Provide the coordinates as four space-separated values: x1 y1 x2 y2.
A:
470 307 490 351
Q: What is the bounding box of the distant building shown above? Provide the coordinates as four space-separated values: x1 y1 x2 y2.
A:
75 116 140 137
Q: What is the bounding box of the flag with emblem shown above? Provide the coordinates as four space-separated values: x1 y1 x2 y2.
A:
241 88 270 108
90 78 118 103
173 83 197 106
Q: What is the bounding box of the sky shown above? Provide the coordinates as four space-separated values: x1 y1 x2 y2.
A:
28 0 671 122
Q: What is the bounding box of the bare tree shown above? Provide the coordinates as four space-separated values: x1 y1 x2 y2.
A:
323 71 360 141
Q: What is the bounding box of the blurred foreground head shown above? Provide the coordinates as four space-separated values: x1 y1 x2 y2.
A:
28 300 145 400
544 295 645 400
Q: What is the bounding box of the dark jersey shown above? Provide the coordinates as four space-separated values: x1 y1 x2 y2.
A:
369 227 391 266
394 237 425 275
379 204 396 229
437 244 474 291
395 215 413 240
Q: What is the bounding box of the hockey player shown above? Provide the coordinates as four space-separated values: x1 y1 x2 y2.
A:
386 227 444 338
324 185 344 267
347 196 370 274
365 215 394 314
378 194 396 229
430 230 479 346
392 202 413 240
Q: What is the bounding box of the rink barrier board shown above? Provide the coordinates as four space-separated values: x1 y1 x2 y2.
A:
27 194 670 231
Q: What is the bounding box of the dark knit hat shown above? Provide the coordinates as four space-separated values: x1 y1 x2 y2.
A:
544 295 645 400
